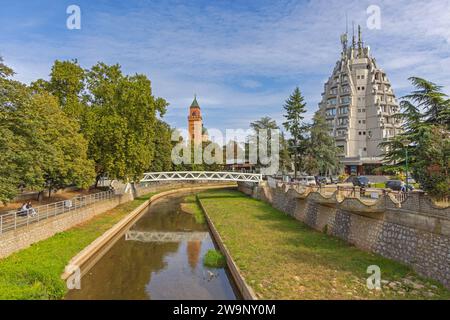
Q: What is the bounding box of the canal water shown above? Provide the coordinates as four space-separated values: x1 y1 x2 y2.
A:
66 192 239 300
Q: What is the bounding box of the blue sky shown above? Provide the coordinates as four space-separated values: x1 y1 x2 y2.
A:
1 0 449 132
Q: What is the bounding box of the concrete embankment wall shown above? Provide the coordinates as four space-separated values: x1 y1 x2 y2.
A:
238 182 450 289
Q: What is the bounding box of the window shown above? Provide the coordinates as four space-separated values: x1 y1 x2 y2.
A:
359 131 362 135
361 75 365 79
326 108 336 117
340 96 351 104
337 118 348 126
328 98 337 106
363 147 367 151
339 106 349 114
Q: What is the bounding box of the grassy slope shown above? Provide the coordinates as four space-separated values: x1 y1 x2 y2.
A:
198 189 450 300
0 193 156 300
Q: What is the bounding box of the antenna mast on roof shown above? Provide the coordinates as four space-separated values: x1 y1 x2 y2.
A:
352 21 356 49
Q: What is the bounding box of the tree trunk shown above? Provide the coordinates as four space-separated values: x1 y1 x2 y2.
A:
95 174 102 189
294 138 298 179
37 191 43 202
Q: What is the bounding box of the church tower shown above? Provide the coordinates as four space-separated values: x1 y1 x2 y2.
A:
188 95 203 144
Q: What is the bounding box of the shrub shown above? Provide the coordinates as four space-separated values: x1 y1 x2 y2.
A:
203 250 226 268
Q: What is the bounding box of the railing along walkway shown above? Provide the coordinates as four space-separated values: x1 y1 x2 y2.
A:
0 190 116 235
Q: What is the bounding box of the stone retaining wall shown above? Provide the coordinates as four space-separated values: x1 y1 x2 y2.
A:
238 182 450 289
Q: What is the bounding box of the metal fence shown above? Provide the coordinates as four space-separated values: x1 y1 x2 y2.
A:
0 190 116 235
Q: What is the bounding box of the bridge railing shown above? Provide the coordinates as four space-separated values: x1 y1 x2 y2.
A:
0 190 116 235
141 171 263 183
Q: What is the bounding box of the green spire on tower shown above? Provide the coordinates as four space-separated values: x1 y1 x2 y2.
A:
190 94 200 108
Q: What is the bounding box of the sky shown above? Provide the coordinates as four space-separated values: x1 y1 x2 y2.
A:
1 0 449 133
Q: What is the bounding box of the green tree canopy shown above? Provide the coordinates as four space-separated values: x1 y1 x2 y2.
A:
283 87 308 177
381 77 449 198
0 58 95 202
303 110 340 175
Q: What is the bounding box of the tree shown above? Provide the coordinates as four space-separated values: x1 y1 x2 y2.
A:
48 60 86 120
249 116 279 172
303 110 340 175
381 77 450 199
24 93 95 197
283 87 308 178
279 132 292 174
0 58 95 202
149 120 173 171
85 63 168 184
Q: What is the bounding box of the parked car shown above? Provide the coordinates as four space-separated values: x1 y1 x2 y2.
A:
385 180 403 191
346 176 371 188
297 176 317 186
330 176 339 184
315 176 328 185
385 180 414 191
406 177 416 185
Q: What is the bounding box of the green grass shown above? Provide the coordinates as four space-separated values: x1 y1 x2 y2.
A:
181 195 205 224
203 249 226 268
198 189 450 300
372 183 385 189
0 192 157 300
371 182 421 189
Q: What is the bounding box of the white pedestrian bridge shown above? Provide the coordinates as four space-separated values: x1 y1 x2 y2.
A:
140 171 262 183
125 230 209 243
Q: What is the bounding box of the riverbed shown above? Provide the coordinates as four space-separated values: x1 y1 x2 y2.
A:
66 192 239 300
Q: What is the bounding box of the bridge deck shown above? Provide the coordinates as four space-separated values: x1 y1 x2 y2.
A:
141 171 262 183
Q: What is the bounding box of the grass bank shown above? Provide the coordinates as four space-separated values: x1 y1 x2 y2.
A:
198 189 450 300
0 193 157 300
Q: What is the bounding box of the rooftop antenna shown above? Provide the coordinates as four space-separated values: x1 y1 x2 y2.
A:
340 14 348 54
358 24 362 49
352 21 356 49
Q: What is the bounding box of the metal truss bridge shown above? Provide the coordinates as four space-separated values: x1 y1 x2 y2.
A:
140 171 262 183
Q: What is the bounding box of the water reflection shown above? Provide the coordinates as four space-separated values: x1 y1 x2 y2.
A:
66 193 238 300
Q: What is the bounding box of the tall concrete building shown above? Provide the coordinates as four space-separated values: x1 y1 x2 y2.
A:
318 26 402 175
